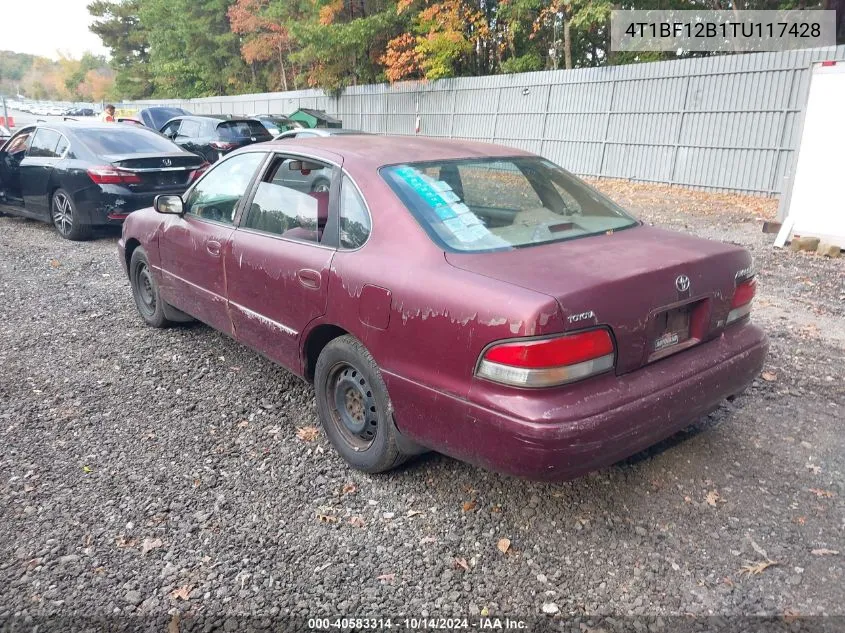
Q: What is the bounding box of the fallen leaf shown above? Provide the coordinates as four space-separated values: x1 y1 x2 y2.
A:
480 606 489 617
237 420 249 428
49 259 60 268
722 576 734 587
139 537 163 555
407 509 423 517
115 535 138 548
497 538 511 554
376 573 395 582
168 613 181 633
82 465 92 474
809 488 835 498
794 516 807 525
490 504 502 513
761 371 777 382
783 609 801 624
317 513 338 524
705 490 722 507
453 557 469 571
169 585 192 601
810 548 839 556
348 516 365 528
296 426 320 441
341 483 357 495
739 559 778 576
462 501 477 512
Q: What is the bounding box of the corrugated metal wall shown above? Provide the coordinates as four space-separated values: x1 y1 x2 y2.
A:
122 45 845 197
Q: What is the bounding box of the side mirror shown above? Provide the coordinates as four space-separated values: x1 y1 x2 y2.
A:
154 194 184 215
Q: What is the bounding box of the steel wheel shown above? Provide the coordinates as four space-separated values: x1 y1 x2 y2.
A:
326 362 379 450
135 261 157 317
52 192 73 237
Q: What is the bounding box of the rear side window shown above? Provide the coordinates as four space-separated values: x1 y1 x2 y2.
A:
339 175 370 249
75 128 182 155
28 129 62 158
178 119 201 138
217 120 271 139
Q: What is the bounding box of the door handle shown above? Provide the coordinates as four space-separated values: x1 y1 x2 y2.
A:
297 269 321 289
206 240 222 257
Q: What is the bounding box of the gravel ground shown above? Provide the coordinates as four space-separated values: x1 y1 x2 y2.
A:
0 183 843 632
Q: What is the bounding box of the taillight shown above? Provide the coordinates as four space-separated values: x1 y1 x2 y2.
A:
87 166 141 185
476 328 615 388
727 277 756 324
189 162 210 181
210 141 237 150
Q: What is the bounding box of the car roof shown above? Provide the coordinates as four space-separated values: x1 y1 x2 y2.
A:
178 114 257 122
17 121 158 133
259 135 533 170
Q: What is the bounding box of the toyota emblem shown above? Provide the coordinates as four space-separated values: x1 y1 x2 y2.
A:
162 158 172 167
675 274 691 292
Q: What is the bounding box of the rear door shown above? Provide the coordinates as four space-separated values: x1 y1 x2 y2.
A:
158 151 267 334
224 152 339 371
21 128 67 217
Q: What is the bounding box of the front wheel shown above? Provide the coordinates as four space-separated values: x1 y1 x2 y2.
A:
314 335 410 473
51 189 91 241
129 247 171 328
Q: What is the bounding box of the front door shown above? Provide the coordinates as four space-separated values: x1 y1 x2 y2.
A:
0 127 34 205
158 150 267 334
21 128 68 218
225 153 338 371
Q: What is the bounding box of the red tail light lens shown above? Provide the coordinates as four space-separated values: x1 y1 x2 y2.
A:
476 328 615 388
210 141 237 150
727 277 756 324
189 162 210 181
87 166 141 185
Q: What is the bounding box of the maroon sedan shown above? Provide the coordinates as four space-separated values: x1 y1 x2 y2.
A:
117 136 768 480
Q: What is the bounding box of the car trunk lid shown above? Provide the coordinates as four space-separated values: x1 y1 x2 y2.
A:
103 152 205 191
446 225 752 374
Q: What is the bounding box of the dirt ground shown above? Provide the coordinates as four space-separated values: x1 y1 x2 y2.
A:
0 181 843 631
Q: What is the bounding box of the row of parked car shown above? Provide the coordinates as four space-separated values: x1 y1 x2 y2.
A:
0 105 364 240
12 102 97 117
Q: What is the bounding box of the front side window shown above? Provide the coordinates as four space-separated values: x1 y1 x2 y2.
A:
184 151 265 224
242 156 332 244
28 129 62 158
381 157 637 253
339 175 370 249
6 130 34 155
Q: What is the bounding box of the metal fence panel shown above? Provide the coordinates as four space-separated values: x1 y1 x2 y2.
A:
121 45 845 196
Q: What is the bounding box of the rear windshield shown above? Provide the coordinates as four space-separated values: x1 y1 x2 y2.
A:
75 127 180 155
217 120 271 139
381 157 638 253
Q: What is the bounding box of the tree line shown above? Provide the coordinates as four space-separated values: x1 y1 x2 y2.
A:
87 0 844 101
0 51 114 102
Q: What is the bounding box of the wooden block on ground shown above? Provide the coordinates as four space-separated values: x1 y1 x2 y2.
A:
789 236 821 252
816 242 842 258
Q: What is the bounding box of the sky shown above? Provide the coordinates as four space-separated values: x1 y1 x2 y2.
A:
3 0 110 60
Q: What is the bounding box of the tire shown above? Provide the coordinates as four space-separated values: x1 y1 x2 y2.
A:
311 178 330 193
51 189 91 241
314 335 410 473
129 246 171 328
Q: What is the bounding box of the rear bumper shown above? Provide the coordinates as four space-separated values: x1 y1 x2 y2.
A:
390 322 768 480
74 186 186 226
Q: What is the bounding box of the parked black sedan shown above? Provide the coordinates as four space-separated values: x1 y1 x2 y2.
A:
159 115 272 163
0 122 208 240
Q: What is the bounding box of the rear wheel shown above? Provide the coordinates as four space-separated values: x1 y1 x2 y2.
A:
314 335 410 473
51 189 91 241
129 247 171 328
